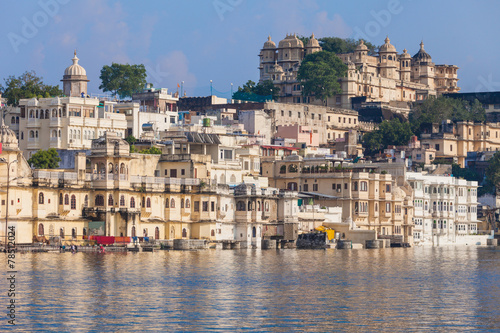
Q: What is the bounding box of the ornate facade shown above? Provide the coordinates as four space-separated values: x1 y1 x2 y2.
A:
259 35 460 109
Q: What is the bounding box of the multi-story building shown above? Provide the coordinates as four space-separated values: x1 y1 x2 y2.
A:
262 155 414 244
1 128 299 247
258 35 460 109
406 172 481 246
419 121 500 167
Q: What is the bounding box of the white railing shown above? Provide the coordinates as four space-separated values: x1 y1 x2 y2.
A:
33 171 77 181
128 176 200 186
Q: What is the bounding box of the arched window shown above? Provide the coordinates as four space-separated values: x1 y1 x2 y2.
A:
38 192 44 204
108 194 114 206
257 201 261 211
72 228 77 238
265 202 269 212
38 223 44 236
252 227 256 237
165 198 169 208
248 201 252 211
84 195 88 208
21 132 23 140
83 228 87 237
29 130 34 138
237 201 245 211
211 229 215 237
120 163 125 174
170 199 175 208
146 197 151 208
60 227 64 239
11 116 15 124
131 226 136 237
64 194 69 205
71 195 76 210
130 197 135 208
95 195 104 206
186 199 190 208
182 228 187 238
120 195 125 207
181 198 185 208
59 193 63 205
155 227 160 240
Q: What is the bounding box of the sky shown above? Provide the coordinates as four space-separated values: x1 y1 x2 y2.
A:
1 0 500 100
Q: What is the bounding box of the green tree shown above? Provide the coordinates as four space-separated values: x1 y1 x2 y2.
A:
319 37 378 55
139 146 162 155
0 71 62 106
410 97 485 135
363 118 414 156
232 79 279 101
485 152 500 193
125 135 137 145
27 148 61 169
99 63 147 99
297 51 347 101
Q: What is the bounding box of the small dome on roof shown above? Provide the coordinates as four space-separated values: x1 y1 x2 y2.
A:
346 60 356 70
64 51 87 76
412 41 432 62
0 118 18 150
400 48 411 59
278 34 304 48
379 36 396 53
355 40 369 52
307 33 320 48
263 35 276 49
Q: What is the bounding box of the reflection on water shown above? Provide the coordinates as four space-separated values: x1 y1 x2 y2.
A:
2 247 500 332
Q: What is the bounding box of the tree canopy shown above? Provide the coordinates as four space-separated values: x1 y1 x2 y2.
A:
27 148 61 169
319 37 378 55
99 63 147 99
363 118 414 156
0 71 62 106
232 79 280 102
410 97 485 134
297 51 347 101
485 152 500 194
139 146 162 155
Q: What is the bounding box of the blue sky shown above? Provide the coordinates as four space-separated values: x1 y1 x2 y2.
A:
1 0 499 99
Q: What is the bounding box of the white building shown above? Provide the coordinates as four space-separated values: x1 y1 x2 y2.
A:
406 172 482 246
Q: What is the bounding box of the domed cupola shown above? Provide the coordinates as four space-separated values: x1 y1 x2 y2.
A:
0 117 19 151
379 36 397 53
263 35 276 49
412 41 432 62
306 33 322 55
61 50 90 98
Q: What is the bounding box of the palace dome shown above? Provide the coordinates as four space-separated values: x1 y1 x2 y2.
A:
412 41 432 61
0 118 18 150
355 40 369 51
64 51 87 76
278 34 304 49
307 33 320 48
263 36 276 49
379 36 396 53
400 48 411 59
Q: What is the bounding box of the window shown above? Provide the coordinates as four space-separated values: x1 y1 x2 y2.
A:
289 111 292 117
170 199 175 208
194 201 200 212
108 194 114 206
181 198 185 208
303 184 309 191
182 228 187 238
435 144 440 151
313 184 318 191
386 184 391 193
120 195 125 207
95 195 104 206
186 199 191 208
38 223 44 236
65 194 70 205
360 181 368 191
130 197 135 208
38 192 44 204
146 198 151 208
386 203 391 213
165 198 169 208
353 182 358 191
71 195 76 210
203 201 209 212
181 169 185 176
211 201 215 212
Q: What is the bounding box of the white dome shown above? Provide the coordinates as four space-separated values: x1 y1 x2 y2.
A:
64 51 87 76
0 118 18 150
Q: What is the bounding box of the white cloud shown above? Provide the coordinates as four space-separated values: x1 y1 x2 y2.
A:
313 12 351 38
146 51 197 92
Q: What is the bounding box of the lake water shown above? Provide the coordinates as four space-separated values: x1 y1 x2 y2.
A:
1 247 500 332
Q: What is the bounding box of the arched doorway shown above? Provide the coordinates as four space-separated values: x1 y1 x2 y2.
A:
182 228 187 238
155 227 160 240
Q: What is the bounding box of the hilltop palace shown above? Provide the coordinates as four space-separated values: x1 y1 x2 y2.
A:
259 34 459 109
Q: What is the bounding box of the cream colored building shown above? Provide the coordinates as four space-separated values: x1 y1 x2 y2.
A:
262 155 414 244
18 53 128 159
420 121 500 167
259 35 459 109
